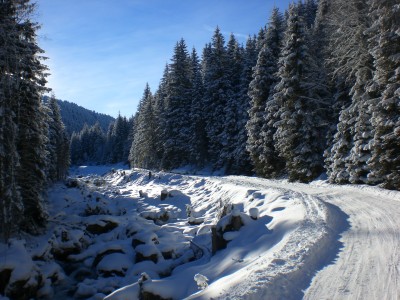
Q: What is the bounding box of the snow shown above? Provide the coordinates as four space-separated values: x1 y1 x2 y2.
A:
248 207 259 219
0 239 36 283
135 244 159 257
194 273 209 289
97 253 132 274
1 166 400 299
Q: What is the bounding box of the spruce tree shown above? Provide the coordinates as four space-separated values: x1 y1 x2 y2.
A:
367 0 400 189
70 131 82 165
107 114 130 163
13 0 50 233
221 33 242 173
301 0 318 29
273 3 328 183
0 0 23 238
188 48 207 167
326 0 373 184
130 84 158 169
153 64 170 165
247 7 285 177
46 94 69 181
89 122 106 163
231 36 257 174
203 28 231 169
160 39 192 170
346 63 376 184
70 123 105 165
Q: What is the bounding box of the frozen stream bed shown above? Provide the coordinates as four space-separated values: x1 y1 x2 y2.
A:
1 165 399 299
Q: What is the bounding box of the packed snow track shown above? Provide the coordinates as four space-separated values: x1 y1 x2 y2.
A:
215 176 400 300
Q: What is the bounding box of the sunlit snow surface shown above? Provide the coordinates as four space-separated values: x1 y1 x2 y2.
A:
1 165 400 300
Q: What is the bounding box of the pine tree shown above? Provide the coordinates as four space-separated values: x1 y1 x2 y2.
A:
346 63 376 184
0 0 23 238
273 3 329 183
247 7 285 177
70 123 105 165
107 114 130 163
367 0 400 189
325 0 373 184
203 28 232 169
89 122 106 163
130 84 158 169
153 64 170 165
70 131 82 165
313 0 352 177
231 36 257 174
188 48 207 167
255 27 266 52
301 0 318 29
58 131 70 180
160 39 192 170
46 94 69 181
9 0 50 233
221 33 243 173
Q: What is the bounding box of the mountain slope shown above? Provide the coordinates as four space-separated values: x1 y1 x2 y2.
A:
43 96 115 135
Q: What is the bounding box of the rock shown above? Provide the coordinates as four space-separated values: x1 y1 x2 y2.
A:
132 232 159 249
135 245 159 264
5 272 43 300
136 252 158 264
0 269 12 295
86 219 118 235
97 253 132 278
188 216 204 225
51 228 86 261
132 238 146 248
65 178 79 188
141 291 172 300
160 189 169 200
230 215 244 231
70 267 94 282
52 245 81 261
211 226 227 254
161 250 174 260
92 249 125 269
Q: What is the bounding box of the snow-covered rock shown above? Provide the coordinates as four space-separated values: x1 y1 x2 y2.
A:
0 240 42 299
97 253 132 277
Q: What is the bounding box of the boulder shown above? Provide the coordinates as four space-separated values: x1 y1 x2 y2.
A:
135 245 159 264
86 219 118 235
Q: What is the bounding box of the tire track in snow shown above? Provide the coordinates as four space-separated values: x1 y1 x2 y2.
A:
216 176 400 300
304 190 400 300
205 177 343 300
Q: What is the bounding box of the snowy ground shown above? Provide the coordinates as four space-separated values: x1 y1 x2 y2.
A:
1 166 399 299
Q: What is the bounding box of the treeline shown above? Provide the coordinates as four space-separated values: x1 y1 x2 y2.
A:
70 114 132 165
128 0 399 190
0 1 70 239
49 97 115 136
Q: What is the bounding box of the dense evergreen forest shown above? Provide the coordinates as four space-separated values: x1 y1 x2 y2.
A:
126 0 399 190
1 0 399 239
69 114 132 165
43 96 115 136
0 1 70 239
71 0 399 189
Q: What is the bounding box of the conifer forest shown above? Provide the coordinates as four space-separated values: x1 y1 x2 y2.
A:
1 1 400 299
1 0 399 240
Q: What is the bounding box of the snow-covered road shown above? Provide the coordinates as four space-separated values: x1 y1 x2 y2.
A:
214 176 400 300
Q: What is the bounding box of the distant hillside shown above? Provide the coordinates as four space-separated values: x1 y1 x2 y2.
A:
43 97 115 135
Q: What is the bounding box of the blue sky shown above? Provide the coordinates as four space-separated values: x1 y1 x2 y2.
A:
37 0 292 117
